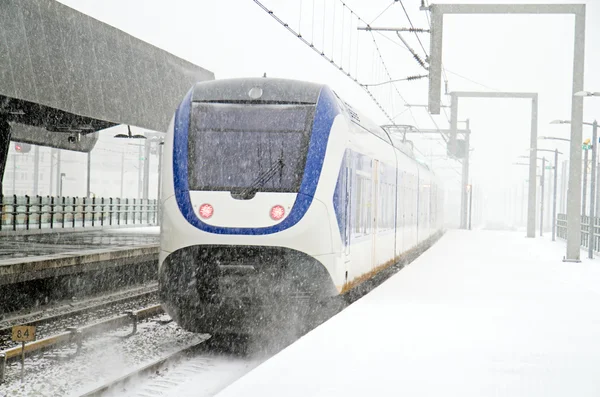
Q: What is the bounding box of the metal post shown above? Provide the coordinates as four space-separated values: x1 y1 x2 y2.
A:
583 147 588 215
138 144 142 199
565 8 586 262
12 151 16 195
0 352 5 384
449 93 458 160
86 152 91 198
552 149 558 241
561 159 567 213
49 148 55 196
55 149 61 198
20 341 24 383
33 145 39 196
468 184 473 230
157 141 163 225
588 120 598 259
597 159 600 216
528 96 538 237
120 149 125 198
142 137 150 200
428 5 443 115
540 157 545 237
460 121 470 229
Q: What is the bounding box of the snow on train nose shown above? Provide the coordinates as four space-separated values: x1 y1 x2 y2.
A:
189 191 297 227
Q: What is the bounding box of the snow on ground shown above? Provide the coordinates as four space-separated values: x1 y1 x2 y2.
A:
214 230 600 397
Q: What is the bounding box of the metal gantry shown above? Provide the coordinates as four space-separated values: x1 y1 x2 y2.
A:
448 91 538 236
425 3 586 262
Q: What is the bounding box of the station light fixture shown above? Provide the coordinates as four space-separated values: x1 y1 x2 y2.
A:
114 125 147 139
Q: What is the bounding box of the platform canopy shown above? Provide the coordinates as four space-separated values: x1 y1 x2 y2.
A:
0 0 215 152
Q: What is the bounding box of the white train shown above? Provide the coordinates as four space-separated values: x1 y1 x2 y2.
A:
159 77 444 335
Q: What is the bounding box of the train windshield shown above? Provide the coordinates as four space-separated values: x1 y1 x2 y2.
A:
188 102 315 193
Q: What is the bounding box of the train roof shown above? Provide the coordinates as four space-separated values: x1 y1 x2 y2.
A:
333 96 429 169
191 77 323 104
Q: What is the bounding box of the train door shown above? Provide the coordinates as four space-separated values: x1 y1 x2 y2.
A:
344 167 351 258
371 160 379 269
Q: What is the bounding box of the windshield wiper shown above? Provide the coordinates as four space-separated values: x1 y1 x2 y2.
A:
238 156 285 199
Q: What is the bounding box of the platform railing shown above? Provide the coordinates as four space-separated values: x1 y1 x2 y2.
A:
0 195 158 232
556 213 600 252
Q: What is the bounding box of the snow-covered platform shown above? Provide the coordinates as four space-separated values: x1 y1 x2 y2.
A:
216 229 600 397
0 227 159 285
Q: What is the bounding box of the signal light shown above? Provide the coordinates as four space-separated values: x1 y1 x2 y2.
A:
14 142 31 153
270 205 285 221
199 203 214 219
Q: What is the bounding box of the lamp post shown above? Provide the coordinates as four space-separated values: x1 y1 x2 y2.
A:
575 91 600 97
551 119 599 258
532 147 563 241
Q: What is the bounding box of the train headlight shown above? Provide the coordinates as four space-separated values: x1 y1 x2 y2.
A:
270 205 285 221
248 87 263 99
199 203 214 219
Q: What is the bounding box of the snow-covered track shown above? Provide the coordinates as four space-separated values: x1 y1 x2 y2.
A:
0 284 159 351
76 339 207 397
0 304 164 381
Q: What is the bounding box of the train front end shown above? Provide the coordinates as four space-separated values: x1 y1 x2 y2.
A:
159 78 344 335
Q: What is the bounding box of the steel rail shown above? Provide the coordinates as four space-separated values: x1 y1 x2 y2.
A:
0 284 158 336
77 339 206 397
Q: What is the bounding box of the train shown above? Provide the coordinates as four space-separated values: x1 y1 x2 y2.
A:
158 77 444 335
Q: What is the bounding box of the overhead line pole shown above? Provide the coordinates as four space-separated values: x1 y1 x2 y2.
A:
461 119 470 229
589 120 598 258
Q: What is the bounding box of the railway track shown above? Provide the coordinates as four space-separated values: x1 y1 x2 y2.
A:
0 283 158 349
75 334 264 397
77 339 207 397
0 303 165 385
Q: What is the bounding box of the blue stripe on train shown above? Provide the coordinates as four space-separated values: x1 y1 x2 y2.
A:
172 85 340 235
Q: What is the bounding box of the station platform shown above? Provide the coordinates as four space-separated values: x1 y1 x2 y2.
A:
0 227 159 285
215 229 600 397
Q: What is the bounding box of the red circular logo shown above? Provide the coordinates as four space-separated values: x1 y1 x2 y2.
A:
199 203 214 219
270 205 285 221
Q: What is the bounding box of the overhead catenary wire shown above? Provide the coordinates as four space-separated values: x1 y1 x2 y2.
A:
398 0 428 58
444 69 502 92
368 31 420 128
368 1 396 25
253 0 409 125
362 74 428 87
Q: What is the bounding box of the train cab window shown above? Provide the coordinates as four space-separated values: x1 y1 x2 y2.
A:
187 102 315 193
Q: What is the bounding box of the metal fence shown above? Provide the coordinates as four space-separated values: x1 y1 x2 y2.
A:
0 195 158 231
556 213 599 251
